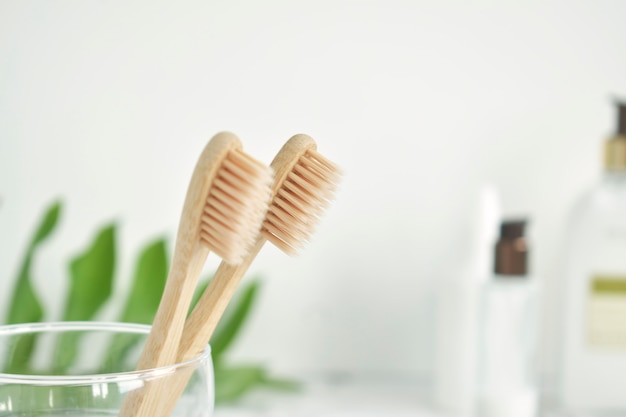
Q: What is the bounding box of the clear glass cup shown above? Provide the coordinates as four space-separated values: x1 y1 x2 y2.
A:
0 321 214 416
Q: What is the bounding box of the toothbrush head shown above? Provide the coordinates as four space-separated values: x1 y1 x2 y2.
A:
185 132 273 264
262 134 342 255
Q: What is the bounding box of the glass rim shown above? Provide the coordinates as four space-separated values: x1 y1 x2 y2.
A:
0 321 211 386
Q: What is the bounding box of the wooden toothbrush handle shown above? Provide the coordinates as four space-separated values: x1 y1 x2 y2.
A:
155 238 265 417
183 240 264 359
118 245 209 417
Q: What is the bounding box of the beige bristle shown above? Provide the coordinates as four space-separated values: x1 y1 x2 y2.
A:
262 149 341 254
200 149 273 264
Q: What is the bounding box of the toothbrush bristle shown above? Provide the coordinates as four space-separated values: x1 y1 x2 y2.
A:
199 150 273 264
262 149 341 254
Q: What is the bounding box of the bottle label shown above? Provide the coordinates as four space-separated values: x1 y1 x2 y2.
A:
588 275 626 348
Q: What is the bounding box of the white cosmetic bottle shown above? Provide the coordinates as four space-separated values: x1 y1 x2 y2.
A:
559 101 626 414
475 219 538 417
434 185 501 415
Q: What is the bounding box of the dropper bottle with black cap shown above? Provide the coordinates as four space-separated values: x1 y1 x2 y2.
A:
475 219 539 417
494 220 528 277
559 100 626 413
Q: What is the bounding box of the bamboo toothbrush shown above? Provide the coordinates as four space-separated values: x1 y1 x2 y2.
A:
118 131 273 417
156 134 341 417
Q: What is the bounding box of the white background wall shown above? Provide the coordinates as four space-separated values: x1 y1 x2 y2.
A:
1 0 626 380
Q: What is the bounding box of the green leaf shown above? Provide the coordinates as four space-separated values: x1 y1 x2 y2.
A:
210 279 261 361
119 237 168 324
64 223 116 320
214 364 266 404
31 201 63 246
260 375 302 392
101 237 168 371
3 337 34 374
54 223 116 372
6 201 61 324
4 200 61 373
213 364 301 404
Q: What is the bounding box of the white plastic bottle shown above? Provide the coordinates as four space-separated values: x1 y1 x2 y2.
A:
476 219 538 417
559 101 626 413
434 185 501 415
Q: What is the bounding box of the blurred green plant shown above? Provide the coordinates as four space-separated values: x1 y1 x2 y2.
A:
3 200 299 404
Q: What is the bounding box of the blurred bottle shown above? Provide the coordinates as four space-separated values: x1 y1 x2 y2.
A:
434 185 500 415
475 219 539 417
558 101 626 414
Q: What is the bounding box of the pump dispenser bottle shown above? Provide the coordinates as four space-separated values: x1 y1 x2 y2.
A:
476 219 538 417
559 101 626 413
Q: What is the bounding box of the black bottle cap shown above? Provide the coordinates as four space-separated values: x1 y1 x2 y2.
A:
494 219 528 276
616 100 626 137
